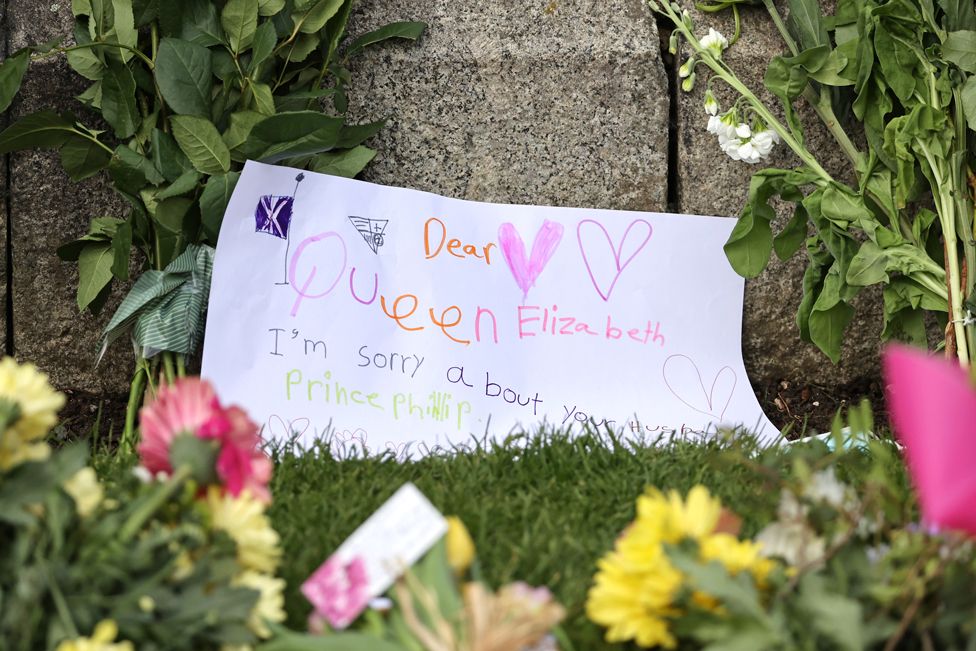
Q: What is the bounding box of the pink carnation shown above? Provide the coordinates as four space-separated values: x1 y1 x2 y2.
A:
138 378 272 502
301 556 370 630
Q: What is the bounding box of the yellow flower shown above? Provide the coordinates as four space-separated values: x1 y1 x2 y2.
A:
700 533 776 587
206 487 281 574
445 516 476 574
233 571 286 639
0 357 64 471
55 620 133 651
587 546 683 649
64 467 104 518
588 485 777 648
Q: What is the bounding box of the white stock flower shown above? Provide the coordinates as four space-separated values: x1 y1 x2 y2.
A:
804 468 848 508
714 118 778 164
703 89 719 116
700 28 729 58
678 58 694 78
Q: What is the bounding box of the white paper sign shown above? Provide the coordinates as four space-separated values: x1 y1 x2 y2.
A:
201 161 778 455
301 483 447 628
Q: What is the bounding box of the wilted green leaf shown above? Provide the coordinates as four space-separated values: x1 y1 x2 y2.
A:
171 115 231 175
943 30 976 71
155 38 214 116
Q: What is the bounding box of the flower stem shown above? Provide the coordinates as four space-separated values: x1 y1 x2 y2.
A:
119 466 192 543
761 0 799 56
121 362 148 453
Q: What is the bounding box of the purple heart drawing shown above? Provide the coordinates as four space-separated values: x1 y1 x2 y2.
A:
662 354 737 422
577 219 652 301
265 415 310 441
498 220 565 300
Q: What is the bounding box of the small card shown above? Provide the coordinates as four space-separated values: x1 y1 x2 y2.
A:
301 483 448 629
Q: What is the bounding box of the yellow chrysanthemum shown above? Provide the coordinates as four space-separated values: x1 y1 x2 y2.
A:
233 571 286 639
700 533 776 587
0 358 65 471
64 467 104 518
588 485 777 648
206 487 281 574
446 516 476 574
587 546 683 649
55 620 134 651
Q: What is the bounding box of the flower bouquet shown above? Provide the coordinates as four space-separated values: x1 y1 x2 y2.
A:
0 363 286 650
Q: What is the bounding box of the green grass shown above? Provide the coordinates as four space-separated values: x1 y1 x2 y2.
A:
92 430 897 650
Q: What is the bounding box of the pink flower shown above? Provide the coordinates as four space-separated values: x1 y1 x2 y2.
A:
883 345 976 536
138 378 272 502
301 556 370 630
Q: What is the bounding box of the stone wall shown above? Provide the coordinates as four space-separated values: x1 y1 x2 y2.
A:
0 0 883 430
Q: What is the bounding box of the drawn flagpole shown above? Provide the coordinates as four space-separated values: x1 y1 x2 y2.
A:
277 173 305 285
253 172 305 286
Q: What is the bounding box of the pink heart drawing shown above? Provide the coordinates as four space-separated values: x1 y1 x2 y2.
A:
662 354 737 422
498 220 565 300
577 219 652 301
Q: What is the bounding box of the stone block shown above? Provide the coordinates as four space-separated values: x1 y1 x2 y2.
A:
345 0 671 211
7 1 133 401
673 2 884 400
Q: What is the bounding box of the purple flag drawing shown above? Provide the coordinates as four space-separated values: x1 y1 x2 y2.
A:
254 195 294 239
254 173 305 285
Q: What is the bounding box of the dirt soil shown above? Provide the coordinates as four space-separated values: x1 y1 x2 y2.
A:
755 376 887 438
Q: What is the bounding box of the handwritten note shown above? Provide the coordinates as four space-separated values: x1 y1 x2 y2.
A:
201 161 778 455
301 483 447 628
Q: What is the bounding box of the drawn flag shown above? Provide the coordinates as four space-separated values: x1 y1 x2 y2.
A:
254 195 294 239
349 216 389 254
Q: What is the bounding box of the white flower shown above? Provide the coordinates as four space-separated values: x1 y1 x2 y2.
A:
700 28 729 58
756 520 826 567
734 123 751 139
804 468 848 508
750 129 779 157
714 121 778 164
703 90 719 116
706 114 723 134
678 58 694 78
681 72 696 92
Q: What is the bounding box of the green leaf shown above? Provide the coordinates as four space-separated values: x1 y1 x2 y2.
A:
821 185 872 227
67 21 105 80
257 630 408 651
60 134 111 181
787 0 828 49
346 21 427 56
77 243 115 310
156 169 203 200
111 0 138 59
809 264 856 363
962 76 976 131
336 120 385 148
285 32 321 63
247 110 344 163
171 115 231 175
223 110 266 154
200 172 240 242
295 0 344 33
311 146 376 178
0 111 75 153
258 0 286 15
109 144 165 194
251 81 276 115
155 38 214 116
222 0 260 53
797 574 864 651
772 203 808 261
249 20 278 73
846 241 889 285
57 217 122 260
181 0 224 46
101 61 140 138
111 219 132 280
0 49 30 114
943 30 976 71
152 128 193 182
132 0 159 27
